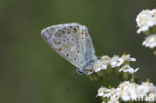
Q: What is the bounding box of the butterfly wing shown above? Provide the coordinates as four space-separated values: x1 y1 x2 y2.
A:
41 23 96 72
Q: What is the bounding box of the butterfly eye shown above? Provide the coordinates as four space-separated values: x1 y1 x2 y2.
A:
76 69 84 75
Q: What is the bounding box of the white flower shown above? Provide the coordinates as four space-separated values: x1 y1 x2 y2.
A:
121 54 136 62
88 56 111 74
118 81 130 89
142 34 156 49
110 55 124 68
136 9 156 34
118 81 132 101
94 60 107 72
108 98 119 103
88 54 136 74
119 65 139 74
98 87 120 103
141 82 156 95
120 82 138 101
97 87 111 97
120 81 156 101
98 81 156 102
137 83 150 98
109 88 121 99
101 55 111 65
140 82 156 101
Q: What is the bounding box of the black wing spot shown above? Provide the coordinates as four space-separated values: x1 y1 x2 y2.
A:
66 54 69 57
74 58 77 61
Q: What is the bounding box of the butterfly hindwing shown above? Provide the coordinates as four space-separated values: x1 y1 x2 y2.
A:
41 23 96 72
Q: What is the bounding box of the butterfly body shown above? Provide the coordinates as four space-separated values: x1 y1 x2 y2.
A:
41 23 96 74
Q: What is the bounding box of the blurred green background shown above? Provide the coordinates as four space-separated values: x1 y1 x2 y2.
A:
0 0 156 103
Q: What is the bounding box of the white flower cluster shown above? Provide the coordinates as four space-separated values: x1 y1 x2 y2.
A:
97 81 156 103
136 9 156 34
119 65 139 74
110 54 136 68
142 34 156 49
88 54 137 75
92 56 111 73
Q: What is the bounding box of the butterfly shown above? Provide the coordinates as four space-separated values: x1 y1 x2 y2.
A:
41 23 97 74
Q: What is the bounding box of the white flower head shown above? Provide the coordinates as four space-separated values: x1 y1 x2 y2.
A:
142 34 156 49
119 81 156 102
118 81 139 101
97 87 111 97
119 81 131 89
98 81 156 102
110 55 124 68
88 56 111 74
141 82 156 94
88 54 137 74
136 9 156 34
121 54 136 62
93 60 107 72
98 87 120 103
101 55 111 65
108 98 119 103
119 65 139 74
109 88 121 99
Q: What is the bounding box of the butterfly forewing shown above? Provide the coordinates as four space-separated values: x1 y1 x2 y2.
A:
41 23 96 72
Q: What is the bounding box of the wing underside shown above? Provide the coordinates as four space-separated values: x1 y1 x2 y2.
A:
41 23 96 71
